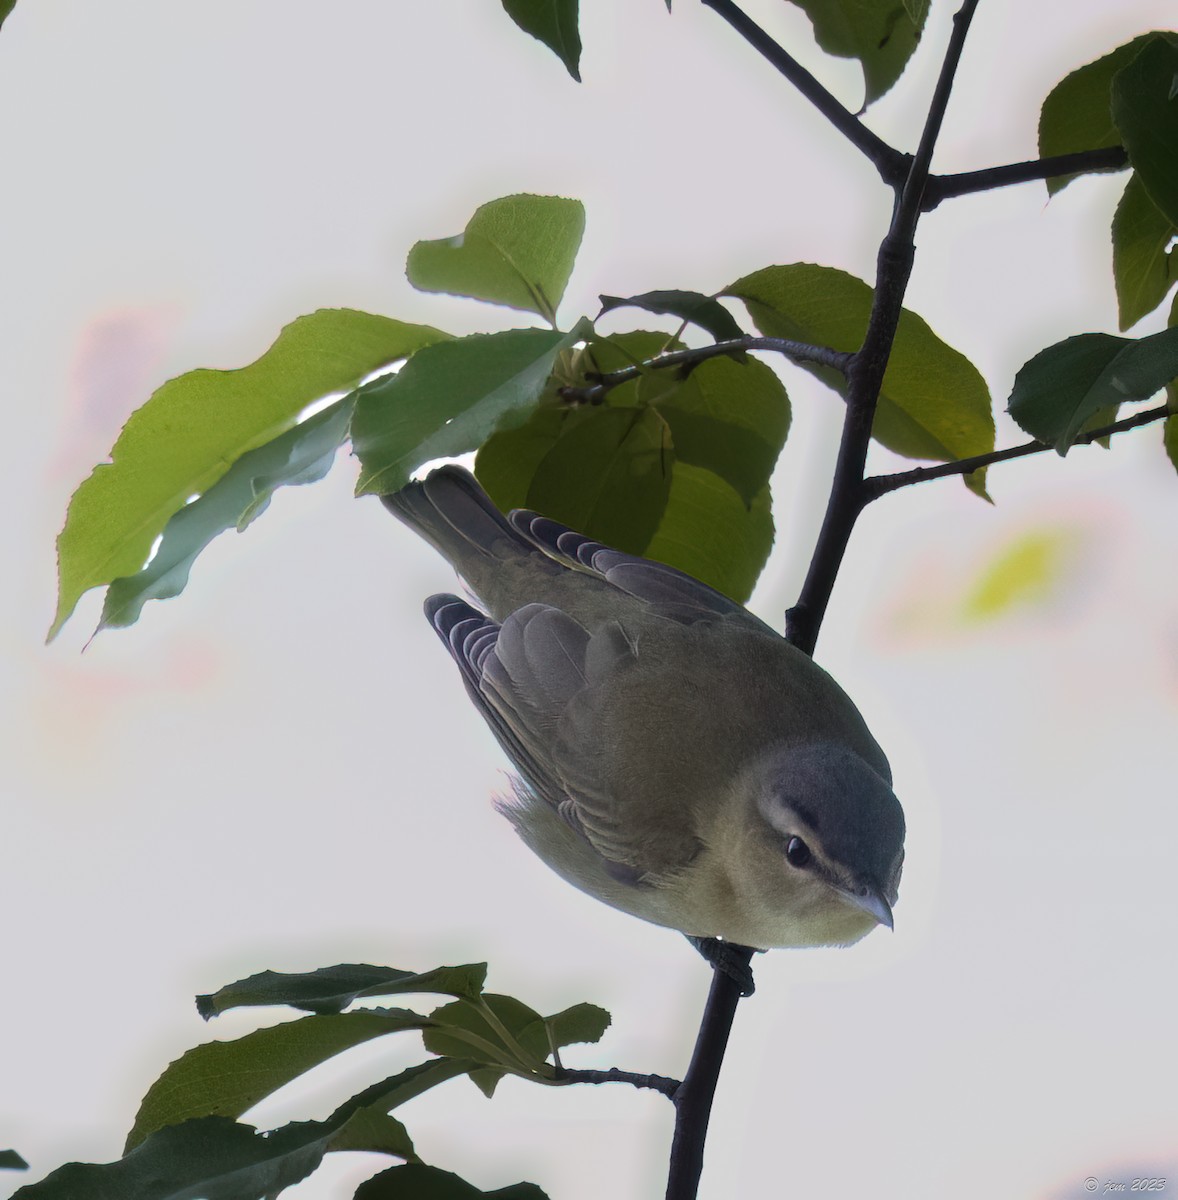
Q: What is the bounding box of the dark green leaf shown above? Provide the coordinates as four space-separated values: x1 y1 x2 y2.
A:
1038 34 1174 195
423 995 550 1073
726 264 993 494
0 1 17 31
353 321 593 495
500 0 581 82
536 1003 611 1053
1111 37 1178 228
1112 173 1178 329
97 396 353 632
13 1115 344 1200
406 194 586 321
334 1059 482 1120
653 354 790 506
126 1010 428 1151
196 963 487 1018
524 405 673 553
51 310 448 639
0 1150 28 1170
355 1163 548 1200
598 291 746 343
320 1108 415 1159
644 466 774 603
784 0 927 106
1008 327 1178 452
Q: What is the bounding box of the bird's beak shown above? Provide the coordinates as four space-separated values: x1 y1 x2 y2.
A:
840 881 894 930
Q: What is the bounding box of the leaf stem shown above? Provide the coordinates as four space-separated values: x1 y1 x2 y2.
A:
558 336 851 404
862 403 1172 499
699 0 905 182
924 146 1129 209
553 1066 681 1098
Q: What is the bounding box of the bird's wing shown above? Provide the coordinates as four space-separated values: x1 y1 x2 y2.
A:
426 593 698 883
508 510 774 632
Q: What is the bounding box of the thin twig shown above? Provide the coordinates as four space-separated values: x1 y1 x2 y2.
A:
925 146 1129 209
558 336 851 405
554 1066 681 1098
700 0 905 182
862 403 1172 499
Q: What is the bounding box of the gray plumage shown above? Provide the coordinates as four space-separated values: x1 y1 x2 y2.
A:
383 465 905 950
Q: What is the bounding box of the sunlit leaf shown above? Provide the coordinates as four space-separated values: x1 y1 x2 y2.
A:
726 264 993 495
1111 173 1178 330
353 321 593 495
196 963 487 1018
126 1010 428 1151
960 529 1079 622
1111 37 1178 228
406 194 586 321
784 0 927 106
500 0 581 81
1008 327 1178 452
51 310 447 639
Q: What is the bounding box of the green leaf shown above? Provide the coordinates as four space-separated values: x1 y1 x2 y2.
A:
535 1003 611 1053
1008 327 1178 452
1038 34 1174 195
196 963 487 1018
1112 173 1178 329
1164 414 1178 472
725 264 994 494
423 995 550 1074
355 1163 548 1200
406 194 586 321
51 309 447 639
1111 37 1178 228
500 0 581 82
353 320 593 495
97 396 354 632
126 1010 428 1151
644 465 774 603
784 0 927 106
598 290 746 343
0 1 17 32
960 528 1079 622
0 1150 28 1170
13 1115 352 1200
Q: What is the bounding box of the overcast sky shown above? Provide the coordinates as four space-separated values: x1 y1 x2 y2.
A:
2 3 1175 1198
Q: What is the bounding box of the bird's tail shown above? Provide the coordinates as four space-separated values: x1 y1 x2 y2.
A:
381 464 538 580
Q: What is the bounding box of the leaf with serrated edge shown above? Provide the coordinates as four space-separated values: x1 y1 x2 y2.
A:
1111 37 1178 228
355 1162 549 1200
536 1003 611 1053
500 0 581 82
126 1010 428 1151
196 963 487 1018
1038 34 1175 195
1112 174 1178 330
784 0 927 106
725 264 993 496
51 310 448 639
353 320 593 496
1007 327 1178 453
423 996 550 1072
406 194 585 321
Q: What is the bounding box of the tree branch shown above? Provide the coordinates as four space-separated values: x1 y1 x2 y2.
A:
700 0 905 183
862 403 1172 499
924 146 1129 209
558 336 851 405
554 1066 681 1098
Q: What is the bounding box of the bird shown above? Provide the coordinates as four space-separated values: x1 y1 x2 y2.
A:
382 465 904 953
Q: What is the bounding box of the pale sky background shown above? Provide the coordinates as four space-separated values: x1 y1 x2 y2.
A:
2 2 1176 1199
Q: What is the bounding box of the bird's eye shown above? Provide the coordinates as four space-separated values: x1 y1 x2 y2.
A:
786 836 811 867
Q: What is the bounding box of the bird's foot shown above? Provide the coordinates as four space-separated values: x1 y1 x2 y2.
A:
686 936 757 997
